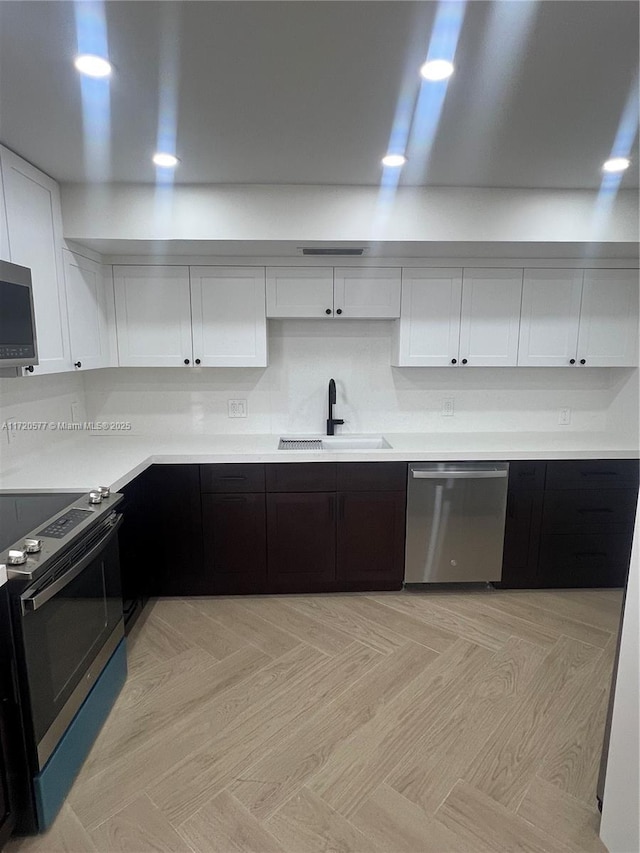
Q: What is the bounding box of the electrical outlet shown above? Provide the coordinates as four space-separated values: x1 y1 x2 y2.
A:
442 398 455 417
559 407 571 425
228 399 247 418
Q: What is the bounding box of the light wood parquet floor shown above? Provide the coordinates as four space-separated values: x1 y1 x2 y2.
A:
7 587 623 853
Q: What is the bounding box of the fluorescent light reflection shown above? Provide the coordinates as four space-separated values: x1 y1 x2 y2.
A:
404 0 466 183
373 2 465 240
153 4 182 247
588 72 639 250
74 1 111 181
154 4 181 188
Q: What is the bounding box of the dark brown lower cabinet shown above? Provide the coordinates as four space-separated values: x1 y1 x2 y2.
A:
267 492 337 591
144 465 204 596
202 493 267 594
266 489 406 593
337 491 406 587
501 459 638 589
500 462 545 588
538 532 633 588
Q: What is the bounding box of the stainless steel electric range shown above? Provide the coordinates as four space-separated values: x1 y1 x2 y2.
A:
0 489 127 834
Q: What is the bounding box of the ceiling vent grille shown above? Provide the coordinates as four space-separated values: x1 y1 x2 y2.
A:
299 247 367 256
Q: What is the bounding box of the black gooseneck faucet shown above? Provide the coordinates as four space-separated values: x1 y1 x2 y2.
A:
326 378 345 436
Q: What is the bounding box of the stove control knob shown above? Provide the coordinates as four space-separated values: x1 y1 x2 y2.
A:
89 491 102 504
7 549 27 565
24 539 42 553
98 486 111 498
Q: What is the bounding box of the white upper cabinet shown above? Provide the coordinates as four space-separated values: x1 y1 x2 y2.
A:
459 269 523 367
1 146 72 374
333 268 401 318
114 266 193 367
393 268 463 366
518 270 584 366
266 266 401 319
0 162 9 262
519 268 638 367
114 265 268 368
266 267 334 317
190 266 267 367
63 250 113 371
577 270 639 367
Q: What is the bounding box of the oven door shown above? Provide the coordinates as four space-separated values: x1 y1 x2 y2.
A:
16 515 123 770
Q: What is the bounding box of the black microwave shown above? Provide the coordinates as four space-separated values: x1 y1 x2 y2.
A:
0 260 38 368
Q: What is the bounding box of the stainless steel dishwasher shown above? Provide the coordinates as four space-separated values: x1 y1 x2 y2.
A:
404 462 509 584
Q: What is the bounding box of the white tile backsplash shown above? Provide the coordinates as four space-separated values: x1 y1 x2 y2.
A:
0 371 87 468
74 320 638 438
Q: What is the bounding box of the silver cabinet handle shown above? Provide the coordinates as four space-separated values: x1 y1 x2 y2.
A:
411 469 508 479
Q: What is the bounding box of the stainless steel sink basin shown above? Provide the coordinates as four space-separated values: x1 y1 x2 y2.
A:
278 435 392 450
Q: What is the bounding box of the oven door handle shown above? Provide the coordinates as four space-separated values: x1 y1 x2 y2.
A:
20 514 123 614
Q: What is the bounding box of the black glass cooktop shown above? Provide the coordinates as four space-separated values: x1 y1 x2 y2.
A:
0 493 85 552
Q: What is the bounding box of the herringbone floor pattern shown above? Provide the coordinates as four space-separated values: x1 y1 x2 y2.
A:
7 587 623 853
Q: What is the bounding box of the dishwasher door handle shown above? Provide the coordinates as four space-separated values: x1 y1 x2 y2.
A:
410 468 508 480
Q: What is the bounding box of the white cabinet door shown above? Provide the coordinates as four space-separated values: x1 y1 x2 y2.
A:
459 269 523 366
333 267 401 318
266 267 334 318
393 268 463 366
1 146 71 374
114 266 193 367
0 161 9 262
63 250 112 371
518 269 583 366
191 266 267 367
102 265 119 368
577 270 639 367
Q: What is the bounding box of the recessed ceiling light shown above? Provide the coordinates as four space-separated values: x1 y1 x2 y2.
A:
602 157 631 174
152 152 180 168
382 154 407 168
74 54 112 78
420 59 454 81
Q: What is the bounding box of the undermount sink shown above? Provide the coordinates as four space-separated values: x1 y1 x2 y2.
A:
278 435 392 450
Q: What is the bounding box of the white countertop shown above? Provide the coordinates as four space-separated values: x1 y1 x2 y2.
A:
1 431 638 493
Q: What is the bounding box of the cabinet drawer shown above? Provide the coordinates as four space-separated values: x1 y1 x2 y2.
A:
542 488 638 533
266 463 336 492
538 532 633 587
539 532 633 571
508 461 546 491
201 464 265 493
337 463 407 492
545 460 639 490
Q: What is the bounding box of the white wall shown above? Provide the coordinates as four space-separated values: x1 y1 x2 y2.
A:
0 372 87 471
81 319 638 437
61 184 638 247
600 505 640 853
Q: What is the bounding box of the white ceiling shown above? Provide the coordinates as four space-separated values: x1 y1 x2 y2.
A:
0 1 638 190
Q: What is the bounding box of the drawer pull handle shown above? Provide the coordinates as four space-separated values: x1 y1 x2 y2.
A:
581 471 618 477
220 496 246 503
578 508 613 514
218 476 248 481
574 551 607 559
